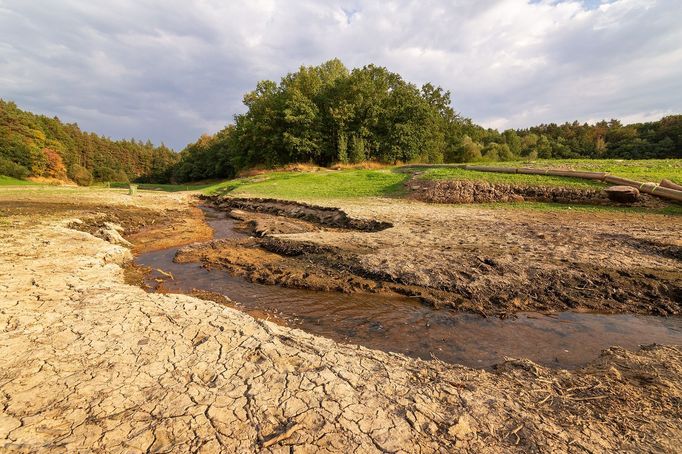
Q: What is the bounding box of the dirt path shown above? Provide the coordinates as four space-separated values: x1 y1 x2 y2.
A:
0 188 681 452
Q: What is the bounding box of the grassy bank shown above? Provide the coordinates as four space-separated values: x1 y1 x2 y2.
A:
204 169 408 199
409 158 682 186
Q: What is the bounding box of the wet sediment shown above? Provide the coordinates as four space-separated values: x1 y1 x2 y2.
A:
190 196 682 317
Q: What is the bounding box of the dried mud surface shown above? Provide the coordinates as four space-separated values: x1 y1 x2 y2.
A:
195 197 682 317
406 177 667 207
1 189 681 452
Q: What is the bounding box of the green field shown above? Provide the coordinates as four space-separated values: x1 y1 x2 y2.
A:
4 158 679 214
108 181 219 192
0 176 37 186
415 167 605 189
204 169 408 199
410 159 682 186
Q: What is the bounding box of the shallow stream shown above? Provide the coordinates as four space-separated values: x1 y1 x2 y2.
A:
135 207 682 369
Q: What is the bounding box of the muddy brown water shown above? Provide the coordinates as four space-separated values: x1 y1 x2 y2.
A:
135 207 682 369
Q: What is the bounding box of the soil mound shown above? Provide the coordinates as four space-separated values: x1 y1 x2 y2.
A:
200 195 393 231
407 178 664 207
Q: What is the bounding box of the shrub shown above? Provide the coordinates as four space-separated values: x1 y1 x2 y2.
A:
43 148 68 180
0 157 30 179
69 164 93 186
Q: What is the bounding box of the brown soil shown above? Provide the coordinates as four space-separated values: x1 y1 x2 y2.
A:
196 196 682 317
200 195 393 231
407 177 667 207
1 188 681 452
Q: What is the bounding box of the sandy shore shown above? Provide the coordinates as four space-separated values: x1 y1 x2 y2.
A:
0 188 680 452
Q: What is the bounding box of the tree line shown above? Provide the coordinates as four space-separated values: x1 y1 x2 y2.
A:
170 59 681 182
0 99 178 184
3 60 680 185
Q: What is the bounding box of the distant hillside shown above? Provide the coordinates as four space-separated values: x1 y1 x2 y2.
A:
0 100 178 184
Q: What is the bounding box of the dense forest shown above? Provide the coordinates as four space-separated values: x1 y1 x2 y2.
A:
2 60 681 185
0 99 178 184
170 59 682 182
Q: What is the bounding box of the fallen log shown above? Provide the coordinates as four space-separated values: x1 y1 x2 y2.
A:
639 183 682 203
661 179 682 192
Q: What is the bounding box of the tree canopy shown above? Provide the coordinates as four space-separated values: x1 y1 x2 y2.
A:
170 59 465 182
0 99 178 184
170 59 681 182
3 60 681 185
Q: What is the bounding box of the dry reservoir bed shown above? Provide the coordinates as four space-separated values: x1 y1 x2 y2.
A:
0 188 681 452
137 206 682 369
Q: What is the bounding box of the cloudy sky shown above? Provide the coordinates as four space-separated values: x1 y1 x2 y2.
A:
1 0 681 150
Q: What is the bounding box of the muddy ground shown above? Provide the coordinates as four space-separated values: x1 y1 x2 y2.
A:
1 187 681 452
190 195 682 317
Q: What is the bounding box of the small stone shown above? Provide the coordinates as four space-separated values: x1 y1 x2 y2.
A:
448 415 474 440
607 366 622 381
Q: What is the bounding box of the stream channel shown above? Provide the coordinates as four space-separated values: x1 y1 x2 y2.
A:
135 207 682 369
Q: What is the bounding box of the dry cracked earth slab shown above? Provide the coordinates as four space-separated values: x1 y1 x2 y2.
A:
0 189 681 453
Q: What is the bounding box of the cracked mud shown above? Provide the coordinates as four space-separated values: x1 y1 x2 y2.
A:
1 188 681 453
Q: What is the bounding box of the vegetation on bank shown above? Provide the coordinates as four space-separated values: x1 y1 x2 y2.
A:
0 100 178 185
204 169 408 199
414 158 682 188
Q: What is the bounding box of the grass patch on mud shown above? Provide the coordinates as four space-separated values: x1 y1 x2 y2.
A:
204 169 408 199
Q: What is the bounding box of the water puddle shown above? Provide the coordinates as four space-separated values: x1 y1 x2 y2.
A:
135 207 682 369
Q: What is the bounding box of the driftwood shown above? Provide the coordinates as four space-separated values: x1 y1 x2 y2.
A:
661 179 682 191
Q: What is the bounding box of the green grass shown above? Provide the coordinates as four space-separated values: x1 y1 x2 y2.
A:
502 158 682 182
204 169 408 199
109 182 219 192
417 167 605 188
408 159 682 189
0 176 36 186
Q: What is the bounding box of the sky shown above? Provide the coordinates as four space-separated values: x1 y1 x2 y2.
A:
1 0 681 150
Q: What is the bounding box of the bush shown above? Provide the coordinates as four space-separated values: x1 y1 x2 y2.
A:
0 157 30 179
69 164 93 186
95 167 129 182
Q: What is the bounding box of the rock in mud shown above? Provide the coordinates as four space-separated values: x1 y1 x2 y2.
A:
605 185 640 203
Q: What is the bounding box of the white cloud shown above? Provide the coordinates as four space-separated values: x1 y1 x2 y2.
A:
0 0 680 149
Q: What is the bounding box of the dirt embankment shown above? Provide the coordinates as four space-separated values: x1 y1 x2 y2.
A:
200 195 393 231
406 177 666 207
1 189 682 452
192 197 682 317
